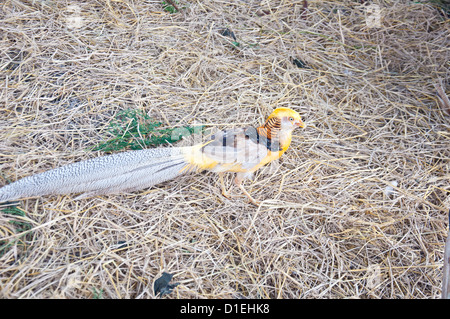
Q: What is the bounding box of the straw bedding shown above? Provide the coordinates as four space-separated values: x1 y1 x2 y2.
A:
0 0 449 298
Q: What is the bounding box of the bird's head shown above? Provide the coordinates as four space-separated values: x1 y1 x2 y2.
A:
266 107 305 131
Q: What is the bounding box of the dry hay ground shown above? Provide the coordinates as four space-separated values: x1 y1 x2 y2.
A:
0 0 449 299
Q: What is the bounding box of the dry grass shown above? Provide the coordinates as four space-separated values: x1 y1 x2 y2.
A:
0 0 449 299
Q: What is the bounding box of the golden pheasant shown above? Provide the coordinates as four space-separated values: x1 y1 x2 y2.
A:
0 107 304 205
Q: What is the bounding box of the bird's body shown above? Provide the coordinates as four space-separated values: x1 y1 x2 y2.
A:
0 107 304 205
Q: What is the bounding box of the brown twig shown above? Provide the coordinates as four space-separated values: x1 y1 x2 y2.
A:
165 0 180 12
436 83 450 115
300 0 308 19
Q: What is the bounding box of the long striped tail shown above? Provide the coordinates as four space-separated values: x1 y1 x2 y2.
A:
0 147 193 202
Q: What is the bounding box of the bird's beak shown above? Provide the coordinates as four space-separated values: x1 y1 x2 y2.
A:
295 119 305 128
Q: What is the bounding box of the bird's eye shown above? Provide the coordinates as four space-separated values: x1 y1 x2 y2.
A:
289 117 294 121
